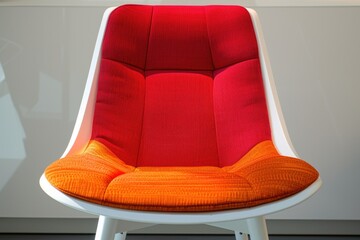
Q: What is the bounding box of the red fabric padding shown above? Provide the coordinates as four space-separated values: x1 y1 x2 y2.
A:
205 6 259 69
146 6 213 71
92 5 271 167
101 5 152 69
137 71 219 166
91 60 145 166
214 59 271 166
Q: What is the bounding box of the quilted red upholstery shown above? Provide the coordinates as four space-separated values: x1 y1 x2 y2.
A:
45 5 319 212
92 5 271 167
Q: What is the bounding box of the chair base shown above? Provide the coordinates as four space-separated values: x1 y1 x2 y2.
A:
40 174 321 240
95 215 268 240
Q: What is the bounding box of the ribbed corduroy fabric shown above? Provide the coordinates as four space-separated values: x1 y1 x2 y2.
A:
45 140 318 212
44 5 319 212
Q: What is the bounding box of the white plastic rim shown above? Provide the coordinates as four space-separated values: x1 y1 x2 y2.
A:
61 7 116 159
40 174 321 225
39 5 322 226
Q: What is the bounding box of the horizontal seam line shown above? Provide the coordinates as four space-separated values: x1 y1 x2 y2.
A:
214 57 260 71
102 57 144 71
102 57 260 72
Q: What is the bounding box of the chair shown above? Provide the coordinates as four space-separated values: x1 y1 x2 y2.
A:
40 5 321 240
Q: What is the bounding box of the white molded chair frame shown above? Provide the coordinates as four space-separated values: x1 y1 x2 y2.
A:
40 6 322 240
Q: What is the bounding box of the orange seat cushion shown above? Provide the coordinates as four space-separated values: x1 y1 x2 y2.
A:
45 6 319 213
45 140 319 212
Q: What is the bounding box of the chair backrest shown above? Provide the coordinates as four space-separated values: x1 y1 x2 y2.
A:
63 5 297 167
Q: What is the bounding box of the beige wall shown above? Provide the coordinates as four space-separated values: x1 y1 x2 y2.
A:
0 2 359 220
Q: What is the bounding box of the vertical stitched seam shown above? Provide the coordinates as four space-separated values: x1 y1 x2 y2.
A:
135 6 154 167
204 7 221 167
204 7 215 71
144 6 154 70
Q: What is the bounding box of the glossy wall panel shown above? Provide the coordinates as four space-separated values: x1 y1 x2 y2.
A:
0 5 359 220
257 7 360 220
0 6 105 218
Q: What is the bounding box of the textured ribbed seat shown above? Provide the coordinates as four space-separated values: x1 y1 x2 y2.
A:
44 5 318 212
46 140 318 212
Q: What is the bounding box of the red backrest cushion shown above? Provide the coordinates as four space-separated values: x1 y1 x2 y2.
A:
91 5 271 167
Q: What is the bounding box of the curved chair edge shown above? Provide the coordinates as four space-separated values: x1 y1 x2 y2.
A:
40 174 321 225
247 7 299 159
61 7 116 158
40 6 322 231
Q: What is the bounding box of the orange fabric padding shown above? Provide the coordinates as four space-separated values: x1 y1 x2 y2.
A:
45 140 319 212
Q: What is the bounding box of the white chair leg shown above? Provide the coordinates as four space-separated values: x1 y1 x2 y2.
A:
247 217 269 240
235 231 249 240
95 215 118 240
114 232 127 240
